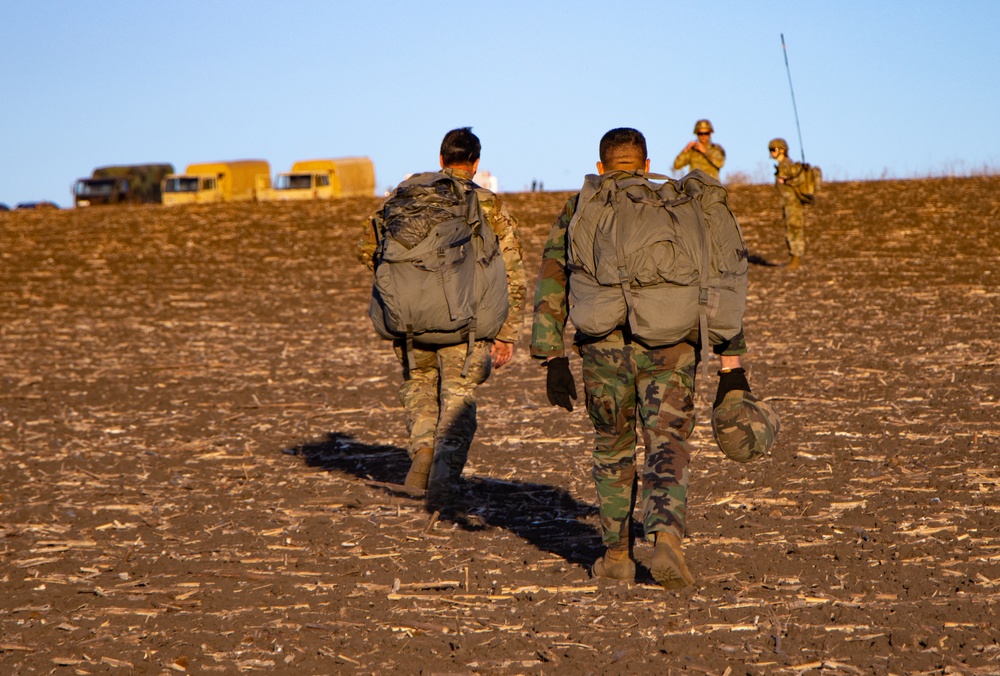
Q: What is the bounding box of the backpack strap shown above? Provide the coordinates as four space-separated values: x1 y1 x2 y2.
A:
678 176 714 377
691 204 713 378
461 318 477 378
404 325 417 373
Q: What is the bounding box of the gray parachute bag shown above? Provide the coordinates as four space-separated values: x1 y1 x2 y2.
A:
566 169 748 374
368 171 509 375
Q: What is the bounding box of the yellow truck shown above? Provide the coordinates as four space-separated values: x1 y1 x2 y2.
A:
161 160 271 205
261 157 375 201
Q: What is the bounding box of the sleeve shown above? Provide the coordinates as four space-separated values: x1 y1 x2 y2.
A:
357 208 381 271
482 193 526 344
712 327 748 356
673 149 690 171
706 144 726 170
777 159 803 184
529 196 576 359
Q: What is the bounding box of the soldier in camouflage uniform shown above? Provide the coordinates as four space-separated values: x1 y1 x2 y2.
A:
531 128 747 589
673 119 726 180
359 128 526 507
770 137 806 270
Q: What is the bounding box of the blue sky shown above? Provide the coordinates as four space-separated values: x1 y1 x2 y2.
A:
2 2 998 206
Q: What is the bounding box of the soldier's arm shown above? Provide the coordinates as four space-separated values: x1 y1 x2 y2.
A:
483 194 526 345
706 144 726 170
673 149 690 171
357 210 381 271
530 196 576 359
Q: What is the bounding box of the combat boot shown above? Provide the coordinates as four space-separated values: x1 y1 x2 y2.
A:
651 532 695 590
591 547 635 582
404 447 434 490
785 255 801 271
425 448 457 511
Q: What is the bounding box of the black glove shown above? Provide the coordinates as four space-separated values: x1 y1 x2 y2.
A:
545 357 578 412
713 367 751 409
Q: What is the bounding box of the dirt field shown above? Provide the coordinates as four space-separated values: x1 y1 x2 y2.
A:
1 176 998 675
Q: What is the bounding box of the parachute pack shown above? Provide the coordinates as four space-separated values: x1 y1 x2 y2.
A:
368 171 509 375
566 169 748 374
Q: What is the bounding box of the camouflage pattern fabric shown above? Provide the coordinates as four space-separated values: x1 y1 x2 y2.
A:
580 336 697 546
359 167 526 344
712 389 780 463
776 157 806 257
393 340 491 474
358 165 523 493
673 143 726 179
531 193 750 548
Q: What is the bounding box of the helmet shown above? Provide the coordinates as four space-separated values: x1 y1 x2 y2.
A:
694 119 714 134
768 138 788 152
711 390 780 463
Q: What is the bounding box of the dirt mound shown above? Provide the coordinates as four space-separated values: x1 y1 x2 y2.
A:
1 179 998 673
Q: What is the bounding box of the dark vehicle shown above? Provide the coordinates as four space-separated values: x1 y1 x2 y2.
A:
15 201 59 210
73 163 174 206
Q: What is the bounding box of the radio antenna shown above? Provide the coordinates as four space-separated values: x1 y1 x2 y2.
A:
781 33 806 164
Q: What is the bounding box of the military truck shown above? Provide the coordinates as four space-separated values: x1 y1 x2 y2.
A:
261 157 375 201
73 164 174 207
161 160 271 205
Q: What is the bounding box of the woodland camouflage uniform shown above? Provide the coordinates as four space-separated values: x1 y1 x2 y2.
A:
531 192 746 548
772 143 807 258
359 167 526 493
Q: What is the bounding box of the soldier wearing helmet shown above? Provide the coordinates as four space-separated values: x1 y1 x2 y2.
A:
673 119 726 179
769 137 806 269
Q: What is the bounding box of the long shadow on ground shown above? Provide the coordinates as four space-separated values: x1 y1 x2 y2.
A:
284 432 602 567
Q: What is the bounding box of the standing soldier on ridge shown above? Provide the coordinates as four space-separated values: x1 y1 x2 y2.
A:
359 127 526 510
531 128 753 589
769 137 807 270
673 119 725 179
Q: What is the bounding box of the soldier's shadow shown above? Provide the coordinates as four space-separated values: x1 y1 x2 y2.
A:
285 431 602 567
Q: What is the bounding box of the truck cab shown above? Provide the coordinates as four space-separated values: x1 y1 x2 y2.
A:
162 175 218 204
74 177 129 207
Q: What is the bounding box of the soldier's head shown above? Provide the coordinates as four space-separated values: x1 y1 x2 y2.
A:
694 119 714 140
440 127 481 173
598 128 650 174
768 138 788 160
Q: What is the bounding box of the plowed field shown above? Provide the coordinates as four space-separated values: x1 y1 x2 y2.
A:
1 177 998 674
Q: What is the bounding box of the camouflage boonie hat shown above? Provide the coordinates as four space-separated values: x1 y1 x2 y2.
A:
694 119 714 134
711 390 779 463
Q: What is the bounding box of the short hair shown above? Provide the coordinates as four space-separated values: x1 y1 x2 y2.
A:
440 127 481 166
599 127 647 169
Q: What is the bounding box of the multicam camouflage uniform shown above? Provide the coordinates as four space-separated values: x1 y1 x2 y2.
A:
359 167 526 486
775 156 806 257
673 143 726 180
531 192 746 547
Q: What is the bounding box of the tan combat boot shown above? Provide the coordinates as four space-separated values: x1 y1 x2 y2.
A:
591 547 636 582
404 447 434 490
651 532 695 590
785 255 801 271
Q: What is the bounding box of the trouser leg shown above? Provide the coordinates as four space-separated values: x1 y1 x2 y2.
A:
779 185 805 257
428 341 492 490
394 342 439 458
580 339 638 549
634 343 697 542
